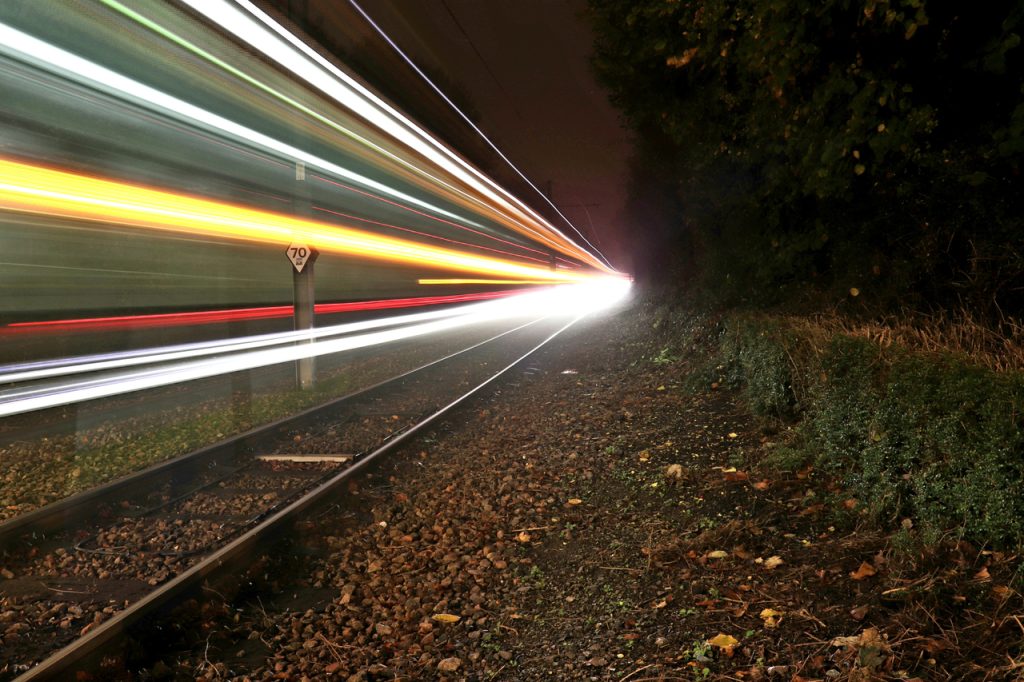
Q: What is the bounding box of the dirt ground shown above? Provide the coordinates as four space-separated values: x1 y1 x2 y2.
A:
175 297 1024 681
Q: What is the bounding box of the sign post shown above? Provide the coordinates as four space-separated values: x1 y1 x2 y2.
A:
287 242 318 391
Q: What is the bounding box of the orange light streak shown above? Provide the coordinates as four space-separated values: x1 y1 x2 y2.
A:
418 279 553 285
0 158 595 283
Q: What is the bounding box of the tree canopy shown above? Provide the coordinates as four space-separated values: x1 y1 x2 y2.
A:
590 0 1024 315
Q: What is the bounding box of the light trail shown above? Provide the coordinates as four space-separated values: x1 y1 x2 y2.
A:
0 158 593 282
96 0 566 263
0 290 528 335
418 279 555 285
187 0 611 270
0 21 483 231
0 291 538 384
0 281 631 417
345 0 614 269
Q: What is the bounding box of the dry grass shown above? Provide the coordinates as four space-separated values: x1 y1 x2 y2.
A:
783 309 1024 373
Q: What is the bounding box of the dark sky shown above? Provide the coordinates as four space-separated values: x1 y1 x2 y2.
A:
263 0 634 269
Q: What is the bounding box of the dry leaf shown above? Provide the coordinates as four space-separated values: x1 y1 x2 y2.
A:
992 585 1014 599
665 464 685 480
567 498 583 506
763 556 784 570
849 561 877 580
706 550 729 559
516 532 532 543
759 608 784 628
752 480 771 490
973 566 991 581
850 605 870 621
831 627 889 651
724 470 749 482
707 633 739 651
728 432 739 439
432 613 461 623
842 498 859 510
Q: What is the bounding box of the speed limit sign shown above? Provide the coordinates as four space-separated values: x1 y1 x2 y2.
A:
286 242 318 273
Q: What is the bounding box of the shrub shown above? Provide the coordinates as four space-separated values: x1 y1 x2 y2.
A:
713 313 1024 548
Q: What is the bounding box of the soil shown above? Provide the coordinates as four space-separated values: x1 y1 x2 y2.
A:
152 297 1024 680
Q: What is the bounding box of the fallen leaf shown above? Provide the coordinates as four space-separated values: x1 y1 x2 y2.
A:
432 613 461 623
706 550 729 559
567 498 583 506
759 608 784 628
850 605 870 621
516 532 532 543
724 470 749 482
763 556 784 570
665 464 685 480
728 432 738 439
752 480 771 490
707 633 739 651
842 498 859 510
831 627 890 652
973 566 991 581
849 562 877 580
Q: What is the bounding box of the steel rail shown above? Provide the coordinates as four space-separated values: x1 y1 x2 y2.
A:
15 311 584 680
0 315 544 551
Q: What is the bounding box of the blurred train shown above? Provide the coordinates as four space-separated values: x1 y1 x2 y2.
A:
0 0 611 363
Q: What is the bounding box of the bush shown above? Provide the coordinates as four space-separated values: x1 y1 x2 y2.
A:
714 314 1024 548
718 317 799 420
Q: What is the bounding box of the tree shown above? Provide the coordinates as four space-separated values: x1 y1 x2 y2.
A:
589 0 1024 315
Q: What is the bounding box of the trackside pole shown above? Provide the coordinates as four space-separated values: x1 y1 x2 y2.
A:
287 161 318 391
287 242 318 391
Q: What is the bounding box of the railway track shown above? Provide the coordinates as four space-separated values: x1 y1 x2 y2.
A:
0 311 584 680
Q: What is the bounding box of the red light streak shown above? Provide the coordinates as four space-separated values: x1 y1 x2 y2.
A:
1 290 528 335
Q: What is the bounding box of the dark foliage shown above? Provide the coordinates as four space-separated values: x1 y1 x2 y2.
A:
589 0 1024 316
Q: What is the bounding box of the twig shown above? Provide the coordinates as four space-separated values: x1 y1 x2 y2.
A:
619 663 655 682
509 525 552 533
42 584 92 595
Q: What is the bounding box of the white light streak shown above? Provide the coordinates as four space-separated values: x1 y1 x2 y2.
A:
0 281 629 417
345 0 613 268
188 0 608 267
0 22 480 229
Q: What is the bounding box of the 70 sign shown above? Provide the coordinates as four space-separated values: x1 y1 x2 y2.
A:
286 242 318 273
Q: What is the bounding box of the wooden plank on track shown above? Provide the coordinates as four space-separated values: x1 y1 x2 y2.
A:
256 454 353 463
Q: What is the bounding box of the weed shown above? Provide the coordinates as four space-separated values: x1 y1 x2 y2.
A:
652 346 679 365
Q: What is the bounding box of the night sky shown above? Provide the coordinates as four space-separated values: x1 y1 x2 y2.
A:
264 0 634 269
